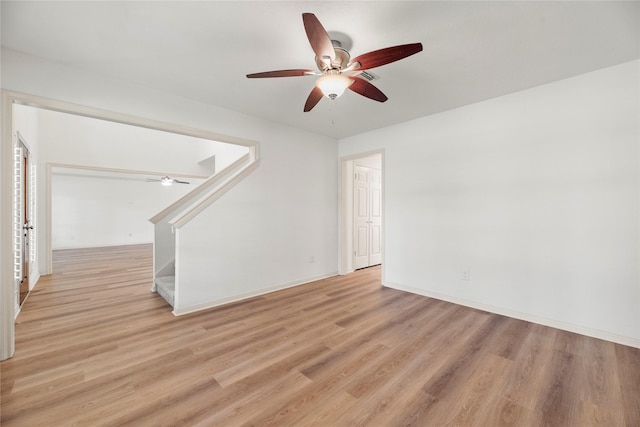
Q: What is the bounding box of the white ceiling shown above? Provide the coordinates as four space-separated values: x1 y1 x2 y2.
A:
2 1 638 139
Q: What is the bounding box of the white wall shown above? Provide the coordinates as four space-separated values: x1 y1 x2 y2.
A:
52 173 198 249
1 47 338 317
175 131 338 312
340 60 640 346
198 140 250 172
355 154 382 170
37 108 238 175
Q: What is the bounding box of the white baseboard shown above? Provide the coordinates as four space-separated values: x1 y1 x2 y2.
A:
383 281 640 349
172 272 339 316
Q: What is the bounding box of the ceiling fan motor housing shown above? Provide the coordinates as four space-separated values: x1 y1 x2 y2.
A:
315 44 351 71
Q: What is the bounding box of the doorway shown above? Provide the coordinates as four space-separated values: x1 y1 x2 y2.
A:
339 151 384 275
16 134 34 307
2 92 256 362
353 163 382 269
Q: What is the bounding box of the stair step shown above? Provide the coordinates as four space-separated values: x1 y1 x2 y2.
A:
155 275 175 307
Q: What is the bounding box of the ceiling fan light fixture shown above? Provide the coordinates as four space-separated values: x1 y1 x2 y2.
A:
247 13 422 111
316 73 351 100
160 176 173 186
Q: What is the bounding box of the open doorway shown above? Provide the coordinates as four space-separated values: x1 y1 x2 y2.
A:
16 133 35 308
14 105 249 275
2 92 256 361
353 156 382 269
339 151 384 275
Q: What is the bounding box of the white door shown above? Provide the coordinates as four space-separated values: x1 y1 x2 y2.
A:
15 137 33 307
353 165 382 269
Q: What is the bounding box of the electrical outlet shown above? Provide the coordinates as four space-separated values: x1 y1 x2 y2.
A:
309 255 315 264
462 267 470 281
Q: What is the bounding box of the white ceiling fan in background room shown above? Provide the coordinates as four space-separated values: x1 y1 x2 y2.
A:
146 176 191 186
247 13 423 111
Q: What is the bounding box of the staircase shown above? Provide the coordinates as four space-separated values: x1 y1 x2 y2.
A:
149 149 258 312
153 258 175 306
155 276 175 306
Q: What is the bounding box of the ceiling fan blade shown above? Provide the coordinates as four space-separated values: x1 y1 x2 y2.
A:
173 179 190 184
302 13 335 67
349 43 423 71
146 178 161 182
304 86 324 112
348 77 388 103
246 69 315 78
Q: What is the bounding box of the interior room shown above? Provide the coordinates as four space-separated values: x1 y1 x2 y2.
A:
1 1 638 425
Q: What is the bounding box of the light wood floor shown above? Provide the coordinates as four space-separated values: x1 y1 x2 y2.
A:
1 244 638 426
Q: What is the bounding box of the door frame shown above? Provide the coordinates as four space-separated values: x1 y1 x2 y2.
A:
338 150 385 277
0 90 256 361
353 163 382 270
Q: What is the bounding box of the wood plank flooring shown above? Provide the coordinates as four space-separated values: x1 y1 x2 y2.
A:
1 244 639 426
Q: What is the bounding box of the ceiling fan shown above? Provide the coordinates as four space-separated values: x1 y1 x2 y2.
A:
146 176 190 186
247 13 423 112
